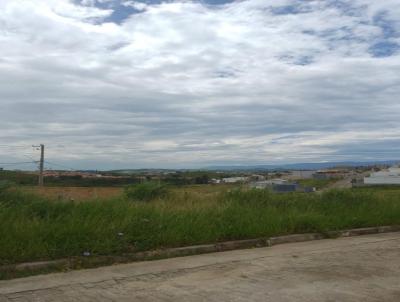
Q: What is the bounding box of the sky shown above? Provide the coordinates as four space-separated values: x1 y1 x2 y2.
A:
0 0 400 170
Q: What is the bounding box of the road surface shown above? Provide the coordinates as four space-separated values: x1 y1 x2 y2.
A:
1 232 400 301
322 171 372 191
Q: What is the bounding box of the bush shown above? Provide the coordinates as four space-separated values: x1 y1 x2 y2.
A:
124 182 169 201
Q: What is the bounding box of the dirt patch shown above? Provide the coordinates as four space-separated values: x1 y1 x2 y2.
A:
24 186 123 201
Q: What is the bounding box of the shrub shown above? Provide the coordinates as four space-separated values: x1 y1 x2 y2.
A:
124 182 169 201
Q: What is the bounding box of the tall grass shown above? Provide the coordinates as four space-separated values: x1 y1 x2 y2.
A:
125 182 169 201
0 187 400 265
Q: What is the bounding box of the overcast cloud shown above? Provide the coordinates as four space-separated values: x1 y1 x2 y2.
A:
0 0 399 169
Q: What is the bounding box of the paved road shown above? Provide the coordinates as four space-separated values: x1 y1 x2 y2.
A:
1 232 400 301
322 171 372 191
324 176 354 190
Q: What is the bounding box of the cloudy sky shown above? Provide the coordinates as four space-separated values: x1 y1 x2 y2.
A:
0 0 399 170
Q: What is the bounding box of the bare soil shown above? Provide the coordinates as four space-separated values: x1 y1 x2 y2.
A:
23 186 123 201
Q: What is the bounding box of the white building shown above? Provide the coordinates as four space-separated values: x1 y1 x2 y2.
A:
290 170 314 180
221 177 249 183
364 166 400 185
249 179 287 189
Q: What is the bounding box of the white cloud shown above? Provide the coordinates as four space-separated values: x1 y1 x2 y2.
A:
0 0 399 169
121 1 148 11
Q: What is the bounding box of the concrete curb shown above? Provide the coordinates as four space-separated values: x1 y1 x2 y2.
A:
1 225 400 279
268 233 325 246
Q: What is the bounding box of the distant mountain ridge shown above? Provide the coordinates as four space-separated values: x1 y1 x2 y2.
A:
106 160 399 173
203 160 399 171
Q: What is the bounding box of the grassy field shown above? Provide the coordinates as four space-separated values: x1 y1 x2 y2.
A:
297 178 339 189
21 184 236 202
1 184 400 267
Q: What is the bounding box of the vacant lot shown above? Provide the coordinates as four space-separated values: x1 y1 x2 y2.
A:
21 184 236 202
1 185 400 269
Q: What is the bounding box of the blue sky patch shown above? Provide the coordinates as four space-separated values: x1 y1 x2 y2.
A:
370 12 399 57
373 12 399 39
78 0 235 24
326 0 363 17
369 41 399 58
271 4 311 15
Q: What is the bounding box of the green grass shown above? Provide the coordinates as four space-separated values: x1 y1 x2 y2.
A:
0 186 400 265
125 182 169 201
297 178 338 189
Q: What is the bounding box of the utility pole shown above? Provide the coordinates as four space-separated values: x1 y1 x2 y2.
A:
39 144 44 186
33 144 45 186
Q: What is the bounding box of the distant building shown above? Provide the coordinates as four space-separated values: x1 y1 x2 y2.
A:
210 178 222 184
221 177 249 183
250 181 268 189
364 166 400 185
272 183 299 193
250 179 288 189
250 174 266 181
313 170 346 180
250 179 315 193
289 170 314 180
42 171 129 179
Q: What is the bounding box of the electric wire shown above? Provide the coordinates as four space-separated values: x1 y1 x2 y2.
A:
0 161 37 166
44 160 76 171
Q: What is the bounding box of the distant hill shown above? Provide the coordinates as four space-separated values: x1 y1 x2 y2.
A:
108 169 179 174
204 160 399 172
104 160 399 173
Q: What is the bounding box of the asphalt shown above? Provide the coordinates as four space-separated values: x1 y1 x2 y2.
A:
1 232 400 301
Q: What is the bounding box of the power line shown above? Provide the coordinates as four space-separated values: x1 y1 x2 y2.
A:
24 154 39 162
0 161 37 166
44 160 76 171
0 145 31 149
